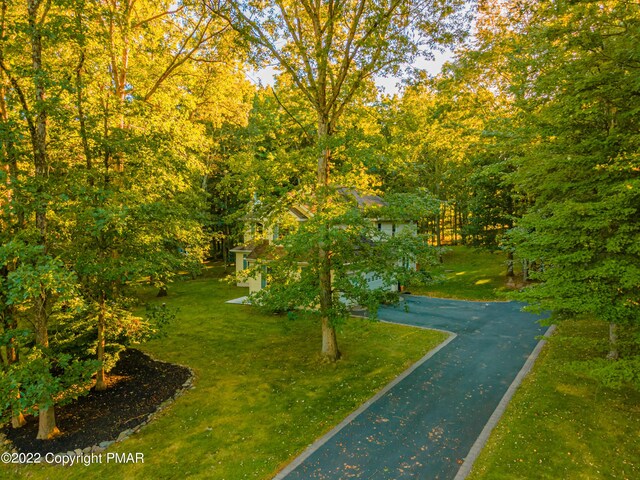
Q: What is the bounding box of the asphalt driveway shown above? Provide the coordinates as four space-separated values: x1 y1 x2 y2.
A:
276 296 549 479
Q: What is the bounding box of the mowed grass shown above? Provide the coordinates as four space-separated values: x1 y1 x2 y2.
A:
409 246 514 301
2 265 447 480
468 318 640 480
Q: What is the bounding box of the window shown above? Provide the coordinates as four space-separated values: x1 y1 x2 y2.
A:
261 266 269 289
392 223 396 237
377 222 382 231
242 254 248 270
272 224 279 241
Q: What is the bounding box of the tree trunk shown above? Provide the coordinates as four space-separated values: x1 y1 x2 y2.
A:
453 203 458 245
1 73 24 227
317 113 340 361
435 208 441 248
317 114 330 185
11 389 26 428
36 405 59 440
28 0 58 440
28 0 48 243
223 222 230 269
460 207 468 245
11 409 26 429
111 1 132 174
35 290 59 439
321 315 340 361
74 48 92 172
95 292 107 391
606 322 619 361
506 250 515 277
522 259 529 282
6 312 26 428
1 287 27 428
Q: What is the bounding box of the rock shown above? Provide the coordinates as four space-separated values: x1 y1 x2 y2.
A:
74 449 83 456
116 429 133 442
91 445 105 454
99 440 114 448
67 450 76 457
83 446 92 454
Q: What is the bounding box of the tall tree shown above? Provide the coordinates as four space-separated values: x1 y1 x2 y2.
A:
0 0 251 436
211 0 468 360
498 0 640 366
0 0 68 439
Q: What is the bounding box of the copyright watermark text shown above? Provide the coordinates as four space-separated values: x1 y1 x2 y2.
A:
2 451 144 466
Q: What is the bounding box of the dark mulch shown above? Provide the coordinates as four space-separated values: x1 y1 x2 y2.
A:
2 349 192 455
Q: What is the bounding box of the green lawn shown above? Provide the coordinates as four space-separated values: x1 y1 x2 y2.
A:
409 246 514 301
2 265 447 480
467 318 640 480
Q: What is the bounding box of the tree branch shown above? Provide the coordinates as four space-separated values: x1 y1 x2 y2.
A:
132 5 185 29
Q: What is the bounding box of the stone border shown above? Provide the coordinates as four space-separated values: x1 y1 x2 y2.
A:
273 326 457 479
453 325 556 480
1 351 195 464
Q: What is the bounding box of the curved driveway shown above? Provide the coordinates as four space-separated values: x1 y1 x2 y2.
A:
276 296 548 480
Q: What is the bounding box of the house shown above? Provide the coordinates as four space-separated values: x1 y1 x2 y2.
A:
230 189 417 295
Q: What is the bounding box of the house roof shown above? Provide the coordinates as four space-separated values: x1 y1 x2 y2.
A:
289 206 310 220
246 241 283 260
337 187 387 208
278 188 387 222
229 242 259 253
241 187 387 226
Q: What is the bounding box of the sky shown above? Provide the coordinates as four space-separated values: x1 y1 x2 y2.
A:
374 50 456 95
246 49 456 97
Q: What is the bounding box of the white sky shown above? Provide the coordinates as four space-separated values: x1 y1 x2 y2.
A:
246 49 455 97
375 50 456 95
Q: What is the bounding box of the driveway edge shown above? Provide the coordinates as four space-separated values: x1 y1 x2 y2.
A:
273 327 457 480
453 324 557 480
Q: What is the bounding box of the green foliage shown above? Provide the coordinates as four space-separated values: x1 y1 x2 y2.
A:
0 241 78 309
377 190 440 223
501 0 640 333
0 347 99 424
443 0 640 386
0 0 252 434
144 302 178 340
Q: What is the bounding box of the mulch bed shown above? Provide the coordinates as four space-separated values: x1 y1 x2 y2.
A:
2 349 192 455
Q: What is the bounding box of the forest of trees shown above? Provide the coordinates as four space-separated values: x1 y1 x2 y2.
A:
1 0 638 441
